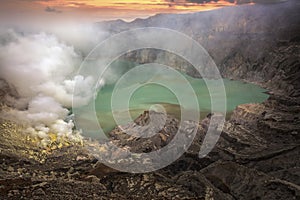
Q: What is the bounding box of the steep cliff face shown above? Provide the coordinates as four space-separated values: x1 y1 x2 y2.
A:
222 42 300 97
97 0 300 97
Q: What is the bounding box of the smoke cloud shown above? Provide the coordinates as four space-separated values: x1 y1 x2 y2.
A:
0 25 108 146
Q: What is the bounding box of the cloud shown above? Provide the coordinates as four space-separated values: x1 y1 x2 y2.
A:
20 0 54 2
45 6 62 13
0 29 99 145
187 0 220 3
166 0 287 5
237 0 288 4
67 2 88 7
166 0 226 3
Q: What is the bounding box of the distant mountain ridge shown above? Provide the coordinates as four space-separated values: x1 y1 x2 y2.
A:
97 0 300 97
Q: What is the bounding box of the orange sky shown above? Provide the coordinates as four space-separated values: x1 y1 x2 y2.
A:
37 0 236 12
0 0 255 25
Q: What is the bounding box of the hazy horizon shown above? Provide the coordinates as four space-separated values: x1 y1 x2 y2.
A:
0 0 288 26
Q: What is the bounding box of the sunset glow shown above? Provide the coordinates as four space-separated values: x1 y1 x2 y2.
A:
38 0 235 15
36 0 236 12
0 0 254 24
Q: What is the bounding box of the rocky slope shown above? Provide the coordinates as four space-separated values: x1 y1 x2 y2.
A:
0 95 299 199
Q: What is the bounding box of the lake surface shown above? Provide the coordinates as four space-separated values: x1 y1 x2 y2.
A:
94 61 269 133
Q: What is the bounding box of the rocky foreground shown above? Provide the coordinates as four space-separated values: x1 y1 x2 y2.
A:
0 91 299 199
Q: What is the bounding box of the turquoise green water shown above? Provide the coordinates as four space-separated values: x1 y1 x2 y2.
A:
95 61 269 133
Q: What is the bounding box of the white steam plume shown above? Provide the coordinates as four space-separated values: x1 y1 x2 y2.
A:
0 27 106 146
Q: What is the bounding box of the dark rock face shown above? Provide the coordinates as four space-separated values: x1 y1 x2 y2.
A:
109 111 179 153
222 43 300 97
